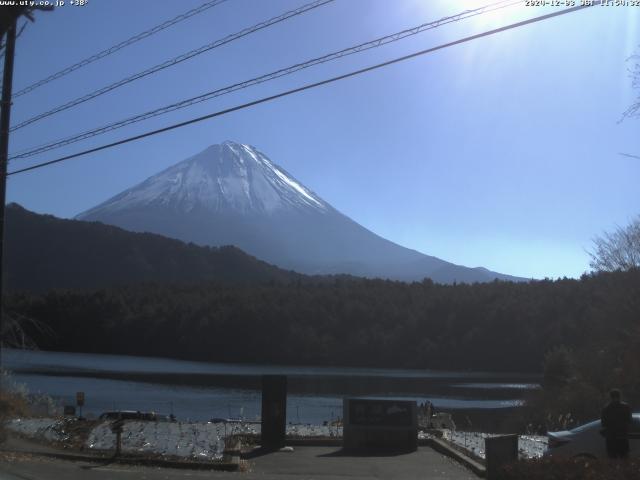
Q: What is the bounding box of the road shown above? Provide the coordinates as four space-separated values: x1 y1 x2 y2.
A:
0 446 478 480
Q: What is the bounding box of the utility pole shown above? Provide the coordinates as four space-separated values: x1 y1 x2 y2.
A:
0 5 52 381
0 7 27 39
0 19 17 378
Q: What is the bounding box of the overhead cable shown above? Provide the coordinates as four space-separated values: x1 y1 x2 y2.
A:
12 0 230 98
9 0 522 160
6 4 593 177
10 0 336 132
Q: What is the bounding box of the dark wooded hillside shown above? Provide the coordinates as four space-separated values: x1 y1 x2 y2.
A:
4 203 302 291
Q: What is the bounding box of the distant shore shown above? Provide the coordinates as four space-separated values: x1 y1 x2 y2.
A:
16 368 538 400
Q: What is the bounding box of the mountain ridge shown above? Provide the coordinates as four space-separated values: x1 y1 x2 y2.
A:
77 141 526 284
4 203 304 292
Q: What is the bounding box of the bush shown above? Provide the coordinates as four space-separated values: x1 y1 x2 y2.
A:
497 456 640 480
0 390 30 444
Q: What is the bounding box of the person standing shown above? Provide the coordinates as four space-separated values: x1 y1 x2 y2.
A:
601 389 632 459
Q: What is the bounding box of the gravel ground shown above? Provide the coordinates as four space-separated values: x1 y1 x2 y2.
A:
439 429 547 459
7 418 74 444
7 417 543 461
86 421 226 459
6 418 343 460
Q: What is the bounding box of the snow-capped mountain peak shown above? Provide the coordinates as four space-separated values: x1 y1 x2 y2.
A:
79 141 327 217
77 141 525 284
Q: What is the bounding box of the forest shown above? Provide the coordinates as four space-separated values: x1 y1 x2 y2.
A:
6 267 640 423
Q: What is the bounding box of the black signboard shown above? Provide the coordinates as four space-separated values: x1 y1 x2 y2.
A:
349 399 413 427
110 419 125 434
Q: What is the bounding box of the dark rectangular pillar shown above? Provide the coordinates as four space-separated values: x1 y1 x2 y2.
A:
261 375 287 450
485 434 518 480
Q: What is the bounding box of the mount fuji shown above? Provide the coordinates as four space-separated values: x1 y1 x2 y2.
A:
77 141 524 283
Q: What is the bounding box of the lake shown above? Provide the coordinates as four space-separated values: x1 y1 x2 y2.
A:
2 349 540 424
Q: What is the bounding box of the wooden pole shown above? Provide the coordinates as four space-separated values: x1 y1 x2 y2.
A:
0 19 17 378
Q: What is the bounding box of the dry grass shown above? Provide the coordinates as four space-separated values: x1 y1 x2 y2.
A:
0 390 30 444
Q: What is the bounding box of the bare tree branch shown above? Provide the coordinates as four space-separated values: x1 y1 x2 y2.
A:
621 51 640 121
589 216 640 272
1 310 54 350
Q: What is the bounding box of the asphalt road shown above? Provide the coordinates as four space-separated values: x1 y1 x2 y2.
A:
0 446 478 480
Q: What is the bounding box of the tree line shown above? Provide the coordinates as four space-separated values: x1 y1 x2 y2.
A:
6 269 639 382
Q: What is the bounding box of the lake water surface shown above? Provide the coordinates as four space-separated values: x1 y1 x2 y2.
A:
2 349 539 424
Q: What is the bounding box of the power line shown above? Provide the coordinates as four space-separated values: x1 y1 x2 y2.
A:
10 0 336 132
9 0 522 161
12 0 230 98
6 4 593 177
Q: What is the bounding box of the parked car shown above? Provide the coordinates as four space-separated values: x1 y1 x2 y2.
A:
545 413 640 458
99 410 169 422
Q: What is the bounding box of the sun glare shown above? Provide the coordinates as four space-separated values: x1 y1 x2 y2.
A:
428 0 546 29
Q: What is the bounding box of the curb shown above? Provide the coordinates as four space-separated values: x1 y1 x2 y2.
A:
0 448 240 471
426 438 486 477
283 438 342 447
3 434 479 475
237 434 343 448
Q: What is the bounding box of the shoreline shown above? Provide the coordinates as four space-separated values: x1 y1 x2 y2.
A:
14 368 537 399
3 347 542 379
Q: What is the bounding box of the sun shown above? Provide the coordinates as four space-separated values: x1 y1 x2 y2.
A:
425 0 543 30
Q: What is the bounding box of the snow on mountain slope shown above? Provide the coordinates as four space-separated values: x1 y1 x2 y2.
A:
80 142 327 218
77 141 524 283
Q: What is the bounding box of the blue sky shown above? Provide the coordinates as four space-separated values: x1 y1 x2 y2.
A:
5 0 639 279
